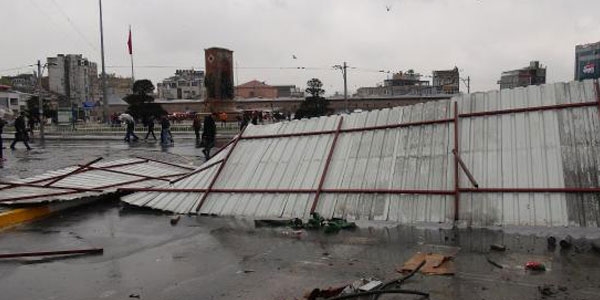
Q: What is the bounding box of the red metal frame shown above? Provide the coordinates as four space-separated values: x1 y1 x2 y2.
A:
195 127 247 212
119 186 600 195
452 149 478 188
79 165 174 182
310 117 343 213
169 159 224 184
210 136 239 158
595 80 600 119
42 157 104 187
95 159 150 169
453 102 460 222
135 156 195 170
459 101 597 118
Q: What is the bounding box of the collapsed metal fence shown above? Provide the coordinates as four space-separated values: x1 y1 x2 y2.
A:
123 81 600 226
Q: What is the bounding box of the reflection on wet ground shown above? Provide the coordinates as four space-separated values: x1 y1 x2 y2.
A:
0 199 599 300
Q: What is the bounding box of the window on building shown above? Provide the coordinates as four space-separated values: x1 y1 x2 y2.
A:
249 91 255 97
10 98 18 106
191 81 199 86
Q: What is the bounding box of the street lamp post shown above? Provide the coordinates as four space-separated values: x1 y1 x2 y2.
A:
36 60 56 141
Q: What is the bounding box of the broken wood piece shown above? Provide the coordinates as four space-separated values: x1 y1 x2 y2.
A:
397 252 455 275
0 248 103 259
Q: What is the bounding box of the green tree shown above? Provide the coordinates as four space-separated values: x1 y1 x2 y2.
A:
25 96 56 121
123 79 166 123
295 78 330 119
305 78 325 98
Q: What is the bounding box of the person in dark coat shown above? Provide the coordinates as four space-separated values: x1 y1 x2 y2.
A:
240 113 250 131
0 116 6 160
201 113 216 160
124 119 139 142
192 114 202 141
10 112 31 150
160 116 173 145
144 116 157 140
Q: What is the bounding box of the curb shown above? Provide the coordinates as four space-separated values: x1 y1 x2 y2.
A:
0 197 97 230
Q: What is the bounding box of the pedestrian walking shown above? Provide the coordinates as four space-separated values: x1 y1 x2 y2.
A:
124 119 139 142
240 113 250 131
0 116 6 161
201 113 216 160
160 115 173 145
10 112 32 150
192 114 202 141
144 116 157 140
251 111 258 125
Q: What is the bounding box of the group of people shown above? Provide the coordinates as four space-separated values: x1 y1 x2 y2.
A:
122 113 217 160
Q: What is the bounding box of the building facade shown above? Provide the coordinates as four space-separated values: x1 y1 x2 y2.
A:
204 47 234 100
575 41 600 81
157 69 205 100
0 73 37 94
47 54 98 108
235 80 278 99
0 85 31 117
357 70 439 97
432 67 460 94
498 61 546 90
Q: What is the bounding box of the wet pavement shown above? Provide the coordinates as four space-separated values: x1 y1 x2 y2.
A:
1 139 600 299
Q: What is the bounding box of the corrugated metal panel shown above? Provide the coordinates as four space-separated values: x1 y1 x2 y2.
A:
121 80 600 227
0 157 192 205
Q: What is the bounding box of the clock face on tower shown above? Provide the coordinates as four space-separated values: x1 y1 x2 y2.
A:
207 55 215 63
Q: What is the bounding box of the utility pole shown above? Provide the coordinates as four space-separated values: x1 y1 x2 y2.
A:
37 60 45 140
334 62 349 113
343 61 348 113
99 0 108 123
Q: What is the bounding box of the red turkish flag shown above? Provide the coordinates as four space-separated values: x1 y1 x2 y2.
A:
127 28 133 55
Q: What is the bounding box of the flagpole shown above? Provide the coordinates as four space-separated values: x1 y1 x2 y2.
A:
99 0 108 123
129 25 135 88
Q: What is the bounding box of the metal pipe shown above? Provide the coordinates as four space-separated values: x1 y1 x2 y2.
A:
43 157 103 187
134 156 195 170
461 187 600 193
117 187 456 195
459 101 596 118
169 159 224 184
0 248 103 259
96 159 149 169
453 101 460 222
452 149 478 188
78 165 173 182
594 80 600 120
195 127 247 212
311 117 343 213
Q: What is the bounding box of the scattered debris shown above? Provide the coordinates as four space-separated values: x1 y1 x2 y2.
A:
398 252 454 275
490 244 506 251
358 280 382 291
236 269 255 274
169 215 181 225
0 248 103 259
305 285 346 300
129 293 141 299
525 261 546 272
559 235 573 249
254 213 356 235
304 262 429 300
485 256 503 269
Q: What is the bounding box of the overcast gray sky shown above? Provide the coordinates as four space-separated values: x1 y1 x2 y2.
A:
1 0 599 95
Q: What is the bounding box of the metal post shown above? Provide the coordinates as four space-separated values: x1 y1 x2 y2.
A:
99 0 109 123
453 101 460 222
310 117 343 214
343 61 348 113
37 60 45 140
467 76 470 94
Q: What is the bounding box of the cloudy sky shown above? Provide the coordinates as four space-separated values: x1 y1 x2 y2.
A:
1 0 599 95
